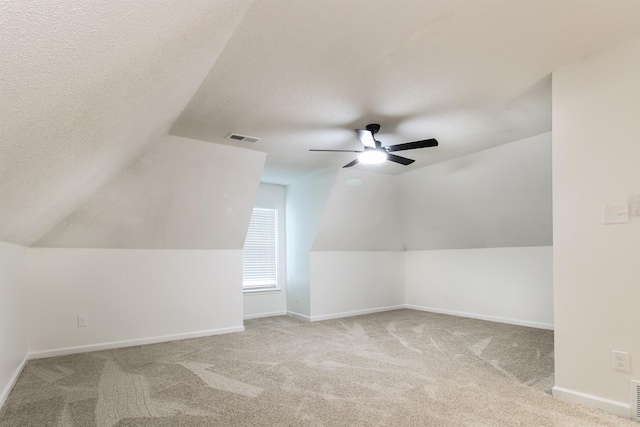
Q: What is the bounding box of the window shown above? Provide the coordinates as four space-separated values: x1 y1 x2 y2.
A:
243 205 278 291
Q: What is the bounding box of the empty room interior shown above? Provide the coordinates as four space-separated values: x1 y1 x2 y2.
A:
2 1 640 425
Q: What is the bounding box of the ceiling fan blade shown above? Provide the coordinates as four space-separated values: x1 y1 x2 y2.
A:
343 159 359 168
309 149 363 152
387 153 415 166
355 129 376 148
385 138 438 152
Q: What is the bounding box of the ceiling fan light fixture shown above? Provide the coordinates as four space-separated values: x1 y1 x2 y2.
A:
358 149 387 165
310 124 437 168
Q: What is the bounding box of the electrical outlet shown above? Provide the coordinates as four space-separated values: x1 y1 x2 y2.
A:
78 315 88 328
444 292 449 300
612 350 629 372
296 294 300 303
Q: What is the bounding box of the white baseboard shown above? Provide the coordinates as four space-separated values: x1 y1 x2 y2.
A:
244 310 287 320
553 386 630 418
405 304 554 330
286 311 311 322
310 305 405 322
29 326 245 360
0 353 29 410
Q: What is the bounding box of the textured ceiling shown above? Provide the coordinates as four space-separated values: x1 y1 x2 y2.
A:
0 0 252 244
3 0 640 246
171 0 640 184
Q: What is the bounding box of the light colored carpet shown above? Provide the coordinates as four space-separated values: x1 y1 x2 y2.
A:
0 309 635 426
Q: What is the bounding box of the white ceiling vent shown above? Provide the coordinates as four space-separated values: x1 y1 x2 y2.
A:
226 133 261 143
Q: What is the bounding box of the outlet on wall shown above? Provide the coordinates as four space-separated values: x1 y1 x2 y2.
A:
296 294 300 303
611 350 629 372
78 314 88 328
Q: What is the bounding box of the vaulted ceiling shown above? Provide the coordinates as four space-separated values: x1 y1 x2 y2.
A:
171 0 640 183
3 0 640 246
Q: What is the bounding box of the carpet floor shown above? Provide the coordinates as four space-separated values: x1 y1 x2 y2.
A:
0 309 635 426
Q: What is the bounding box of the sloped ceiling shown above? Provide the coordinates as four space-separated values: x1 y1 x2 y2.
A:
34 136 265 249
312 169 404 252
3 0 640 247
0 1 252 245
171 0 640 184
310 133 551 251
399 133 552 250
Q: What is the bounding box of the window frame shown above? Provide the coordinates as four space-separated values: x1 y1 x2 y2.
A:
242 204 280 292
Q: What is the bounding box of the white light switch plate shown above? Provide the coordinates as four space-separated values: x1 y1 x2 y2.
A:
602 204 628 224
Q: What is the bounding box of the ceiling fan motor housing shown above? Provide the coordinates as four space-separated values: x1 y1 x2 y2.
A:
366 123 381 134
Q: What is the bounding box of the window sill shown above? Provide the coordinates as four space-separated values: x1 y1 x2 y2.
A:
243 288 281 295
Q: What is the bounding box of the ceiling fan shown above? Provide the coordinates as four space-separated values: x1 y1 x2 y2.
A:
310 123 438 168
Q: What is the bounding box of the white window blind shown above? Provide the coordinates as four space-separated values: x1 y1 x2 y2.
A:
243 206 278 289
